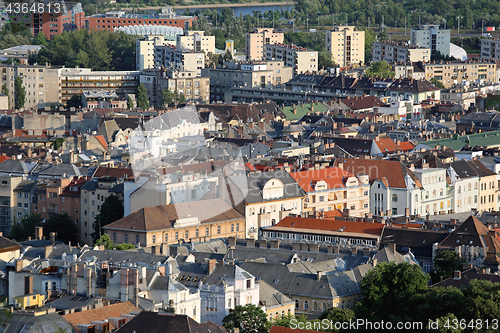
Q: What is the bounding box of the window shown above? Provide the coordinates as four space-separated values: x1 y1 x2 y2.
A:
185 230 189 239
304 301 308 311
247 279 251 289
152 235 156 244
217 226 221 234
113 233 116 242
206 227 209 236
392 208 397 215
175 232 179 240
392 194 398 202
196 229 199 237
165 233 168 242
236 223 240 232
231 224 234 232
295 300 299 309
136 235 139 244
124 234 128 243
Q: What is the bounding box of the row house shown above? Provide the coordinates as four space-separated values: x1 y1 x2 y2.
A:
289 167 370 218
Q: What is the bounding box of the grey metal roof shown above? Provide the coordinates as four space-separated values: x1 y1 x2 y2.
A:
80 249 168 267
0 160 37 174
13 180 38 192
150 275 189 291
37 163 81 177
243 170 306 204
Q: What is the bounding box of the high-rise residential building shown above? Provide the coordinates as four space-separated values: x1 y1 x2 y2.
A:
326 26 365 68
245 28 284 61
8 2 85 39
176 31 215 54
86 6 194 32
136 36 175 71
264 44 318 76
372 41 430 63
480 39 500 61
410 25 450 57
60 68 140 104
154 45 205 74
0 64 61 109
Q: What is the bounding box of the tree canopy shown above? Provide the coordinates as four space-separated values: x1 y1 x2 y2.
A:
9 214 44 241
14 76 25 109
43 213 78 244
365 60 395 78
222 304 269 333
432 250 465 283
92 195 124 242
136 84 150 110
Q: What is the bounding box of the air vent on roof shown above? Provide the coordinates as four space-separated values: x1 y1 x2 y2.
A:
273 278 279 283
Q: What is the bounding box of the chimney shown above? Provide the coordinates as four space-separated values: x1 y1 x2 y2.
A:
15 260 23 272
343 208 350 217
245 239 255 247
405 208 410 217
35 227 43 240
228 236 237 247
25 275 33 295
44 245 53 259
208 259 216 275
453 270 461 280
257 239 267 248
388 243 396 253
270 240 280 249
486 268 491 274
333 245 340 254
50 232 56 245
372 258 378 267
363 248 370 257
316 271 323 281
351 247 358 256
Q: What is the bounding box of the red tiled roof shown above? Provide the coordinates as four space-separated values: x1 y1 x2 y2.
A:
245 163 256 171
397 141 415 152
268 216 384 236
290 167 353 192
93 166 134 179
63 301 140 331
95 134 108 150
391 222 424 229
336 159 412 189
60 177 91 197
374 136 399 154
341 95 387 110
322 209 344 219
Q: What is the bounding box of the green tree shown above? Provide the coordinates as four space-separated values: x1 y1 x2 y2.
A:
2 83 9 109
66 94 82 108
14 76 25 109
222 304 269 333
32 32 48 46
223 50 233 62
429 313 464 333
136 83 150 109
162 89 176 106
365 60 395 78
95 234 114 249
92 195 124 242
355 262 428 322
9 214 44 241
127 95 134 110
115 243 135 250
178 92 186 103
431 77 446 89
44 213 78 244
432 250 465 282
319 307 356 323
318 50 336 70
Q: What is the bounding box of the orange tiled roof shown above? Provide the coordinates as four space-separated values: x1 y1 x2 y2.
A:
322 209 344 219
268 216 384 236
290 167 354 192
374 136 399 154
398 141 415 152
63 301 140 331
95 134 108 150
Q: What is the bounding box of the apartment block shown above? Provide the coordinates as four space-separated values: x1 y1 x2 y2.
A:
411 25 450 56
0 176 24 235
60 68 140 104
326 26 365 67
0 64 61 109
372 41 430 64
136 35 175 71
9 2 85 39
140 68 210 107
264 44 318 75
480 39 500 61
13 180 37 223
203 60 293 102
80 178 121 243
424 60 497 88
154 45 205 74
245 28 284 61
177 31 215 54
86 7 194 32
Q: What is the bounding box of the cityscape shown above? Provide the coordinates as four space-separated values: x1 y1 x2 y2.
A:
0 0 500 332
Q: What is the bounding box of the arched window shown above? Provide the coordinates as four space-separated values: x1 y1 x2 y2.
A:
392 194 398 202
468 183 471 191
432 190 436 198
440 189 444 197
323 302 328 311
313 301 317 311
295 300 299 309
